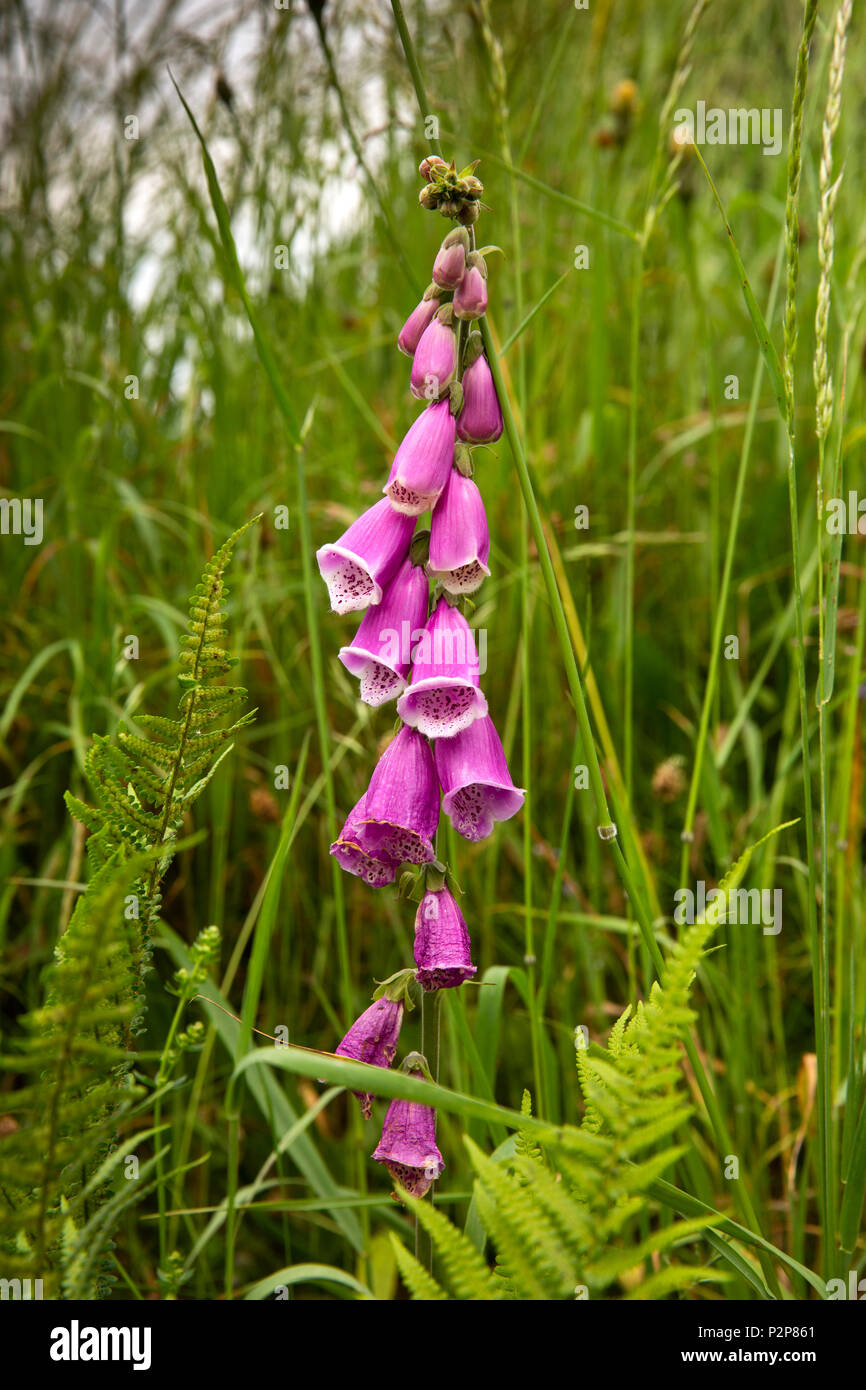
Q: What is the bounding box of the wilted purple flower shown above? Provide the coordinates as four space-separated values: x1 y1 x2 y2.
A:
410 308 457 399
432 228 469 290
397 596 487 739
330 793 400 887
427 469 491 594
434 714 525 841
384 399 456 516
336 997 404 1118
338 555 430 706
456 352 503 444
414 885 477 990
316 498 415 615
398 291 441 357
453 262 488 320
353 726 439 865
373 1093 444 1197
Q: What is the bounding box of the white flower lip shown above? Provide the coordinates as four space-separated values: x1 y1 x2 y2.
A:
316 544 383 614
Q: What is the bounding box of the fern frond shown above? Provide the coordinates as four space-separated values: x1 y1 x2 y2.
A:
606 1005 633 1058
398 1188 503 1300
63 791 106 836
2 521 261 1300
587 1214 721 1290
466 1138 574 1298
389 1234 449 1301
0 849 149 1294
514 1088 543 1164
68 516 260 948
408 829 794 1301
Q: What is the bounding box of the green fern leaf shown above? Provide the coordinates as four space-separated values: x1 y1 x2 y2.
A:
399 1188 504 1300
389 1235 449 1301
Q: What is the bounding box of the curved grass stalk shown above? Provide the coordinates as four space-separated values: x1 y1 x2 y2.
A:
311 6 422 295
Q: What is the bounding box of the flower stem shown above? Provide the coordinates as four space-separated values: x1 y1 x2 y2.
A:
312 6 421 296
389 0 442 160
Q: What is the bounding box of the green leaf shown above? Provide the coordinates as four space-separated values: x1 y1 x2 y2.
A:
162 929 364 1255
692 146 787 421
244 1263 374 1301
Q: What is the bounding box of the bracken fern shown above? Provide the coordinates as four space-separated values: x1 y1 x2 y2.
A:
0 520 258 1297
65 516 259 1010
390 832 787 1299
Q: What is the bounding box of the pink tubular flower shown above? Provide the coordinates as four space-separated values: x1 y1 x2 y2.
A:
338 555 430 706
410 309 457 399
432 228 469 290
398 291 441 356
384 399 456 517
434 714 525 841
397 596 487 739
330 793 400 887
316 498 415 615
427 469 491 594
353 726 439 865
336 997 404 1118
373 1093 444 1197
414 886 477 990
453 263 488 320
456 352 503 443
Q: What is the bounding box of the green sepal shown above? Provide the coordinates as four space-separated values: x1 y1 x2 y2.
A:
372 968 417 1011
399 1050 434 1081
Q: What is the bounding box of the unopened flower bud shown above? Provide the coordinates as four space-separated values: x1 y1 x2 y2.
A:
410 309 457 399
397 289 442 356
456 351 502 443
453 254 488 320
419 154 448 182
432 227 470 289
